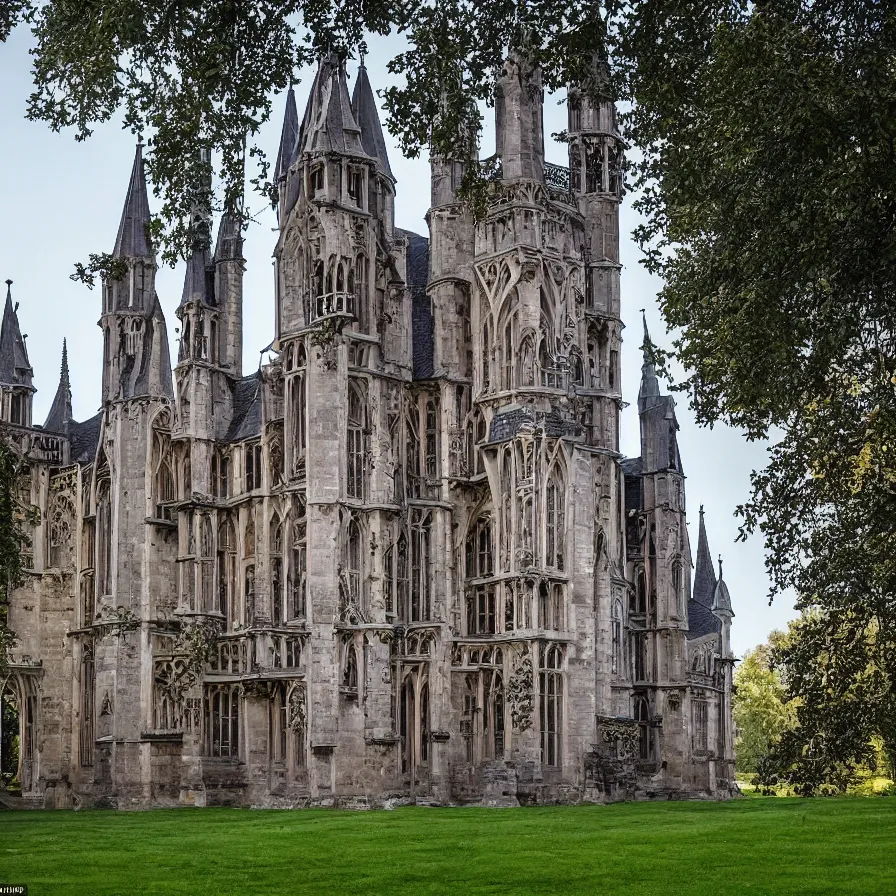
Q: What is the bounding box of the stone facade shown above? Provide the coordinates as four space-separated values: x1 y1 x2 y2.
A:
0 50 736 809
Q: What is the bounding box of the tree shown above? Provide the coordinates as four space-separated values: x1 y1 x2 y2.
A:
733 635 796 776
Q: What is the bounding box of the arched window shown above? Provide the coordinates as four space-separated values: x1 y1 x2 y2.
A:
483 670 505 759
635 568 647 614
271 516 283 624
345 516 363 607
290 370 306 479
199 515 214 611
425 398 438 480
410 510 431 622
396 530 409 622
406 397 421 498
217 519 237 625
152 419 175 516
48 490 75 569
611 598 624 676
95 479 112 597
206 685 240 758
635 697 652 760
539 645 562 767
347 381 366 499
465 515 493 579
289 496 307 620
545 468 565 571
671 559 683 617
212 450 230 498
481 320 491 392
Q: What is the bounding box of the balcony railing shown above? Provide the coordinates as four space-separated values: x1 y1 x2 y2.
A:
479 160 575 204
309 291 356 324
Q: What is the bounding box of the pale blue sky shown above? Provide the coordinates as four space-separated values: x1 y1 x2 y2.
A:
0 26 795 655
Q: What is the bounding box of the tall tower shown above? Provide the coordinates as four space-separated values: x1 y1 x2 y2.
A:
632 315 691 786
91 143 176 802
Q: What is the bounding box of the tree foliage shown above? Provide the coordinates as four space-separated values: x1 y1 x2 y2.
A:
733 636 796 775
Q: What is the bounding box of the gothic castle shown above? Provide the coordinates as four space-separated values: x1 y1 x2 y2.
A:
1 51 735 808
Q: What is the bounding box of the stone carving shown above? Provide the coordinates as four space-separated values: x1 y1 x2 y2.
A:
507 652 534 732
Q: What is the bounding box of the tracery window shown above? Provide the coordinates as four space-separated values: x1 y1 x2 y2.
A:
399 671 430 775
425 399 438 480
343 515 363 608
211 450 230 498
632 631 648 682
217 519 237 624
611 598 625 676
545 468 566 571
465 515 493 579
271 516 283 624
199 515 214 612
539 645 563 767
289 361 306 479
95 478 112 597
635 696 653 760
289 498 307 620
205 685 240 758
693 699 709 752
671 560 683 617
346 380 367 500
245 442 263 492
406 397 422 498
151 416 175 517
48 489 75 569
466 585 496 635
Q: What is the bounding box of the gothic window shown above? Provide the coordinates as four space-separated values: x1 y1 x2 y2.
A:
466 585 496 635
48 490 75 569
80 646 95 766
211 450 230 498
346 381 367 500
632 631 647 682
205 685 240 758
671 560 683 617
200 515 214 612
95 479 112 597
483 671 505 760
635 696 653 760
425 398 438 480
271 516 283 624
545 468 566 571
395 530 409 621
634 568 647 614
409 510 431 622
465 514 493 579
245 442 263 492
348 168 365 206
271 683 288 763
310 164 324 198
406 397 421 498
289 371 306 479
344 515 363 608
611 598 624 676
217 519 237 624
539 645 563 767
244 564 256 625
289 508 307 621
538 581 563 630
693 699 709 752
152 421 175 517
400 672 429 775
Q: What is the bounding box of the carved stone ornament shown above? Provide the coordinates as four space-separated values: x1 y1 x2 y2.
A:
506 651 534 732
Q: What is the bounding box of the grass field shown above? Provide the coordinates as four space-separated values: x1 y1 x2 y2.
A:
1 797 894 896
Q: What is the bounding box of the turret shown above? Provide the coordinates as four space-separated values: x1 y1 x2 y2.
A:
495 46 545 182
0 280 34 426
43 339 73 434
101 143 174 403
712 556 734 657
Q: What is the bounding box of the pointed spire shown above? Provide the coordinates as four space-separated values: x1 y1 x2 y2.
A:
0 280 33 388
712 552 734 617
298 53 368 158
692 506 718 609
44 339 74 433
351 61 393 178
275 85 299 183
638 310 660 412
113 142 153 258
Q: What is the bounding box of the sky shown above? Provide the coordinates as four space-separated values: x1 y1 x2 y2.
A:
0 26 796 656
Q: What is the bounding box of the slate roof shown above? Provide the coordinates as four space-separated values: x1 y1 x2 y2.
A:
69 412 102 465
351 64 393 178
113 143 153 259
224 373 263 443
179 239 215 308
0 282 32 388
620 457 642 476
275 85 299 183
395 228 433 380
44 339 73 432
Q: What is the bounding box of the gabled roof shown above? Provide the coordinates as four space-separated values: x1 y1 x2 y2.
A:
351 63 393 178
69 412 102 465
0 281 32 388
44 339 73 432
113 143 153 259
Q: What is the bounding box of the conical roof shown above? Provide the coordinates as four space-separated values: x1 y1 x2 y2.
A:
0 281 33 388
692 506 717 609
44 339 73 432
638 311 661 412
113 143 153 258
712 558 734 617
351 63 393 178
275 86 300 182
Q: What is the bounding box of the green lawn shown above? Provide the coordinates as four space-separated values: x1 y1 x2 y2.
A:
1 797 894 895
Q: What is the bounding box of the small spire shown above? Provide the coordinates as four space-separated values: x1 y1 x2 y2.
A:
692 507 717 609
637 309 661 412
113 142 153 259
298 53 368 158
4 279 11 300
351 61 394 178
44 338 74 433
718 554 723 580
0 281 33 388
274 85 299 184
